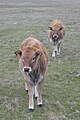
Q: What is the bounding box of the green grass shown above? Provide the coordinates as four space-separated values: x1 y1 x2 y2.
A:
0 0 80 120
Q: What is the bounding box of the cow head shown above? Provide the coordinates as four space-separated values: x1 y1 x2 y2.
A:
15 46 42 75
49 20 65 45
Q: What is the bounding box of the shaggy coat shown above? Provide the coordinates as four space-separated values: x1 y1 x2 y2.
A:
48 19 65 57
15 37 48 112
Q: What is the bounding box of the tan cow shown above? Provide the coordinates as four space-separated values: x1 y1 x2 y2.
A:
48 19 65 57
15 37 48 112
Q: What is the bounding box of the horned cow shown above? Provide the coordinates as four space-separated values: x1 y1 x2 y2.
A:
15 37 48 112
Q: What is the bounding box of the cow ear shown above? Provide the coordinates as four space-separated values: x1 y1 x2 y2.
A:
36 51 42 56
14 50 22 59
49 27 52 30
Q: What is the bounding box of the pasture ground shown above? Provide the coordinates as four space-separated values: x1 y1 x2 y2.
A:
0 0 80 120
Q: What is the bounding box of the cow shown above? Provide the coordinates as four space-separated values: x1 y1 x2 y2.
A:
48 19 65 57
15 37 48 112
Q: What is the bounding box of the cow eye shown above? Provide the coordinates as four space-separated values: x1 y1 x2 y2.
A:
59 27 63 31
32 55 36 62
49 27 53 31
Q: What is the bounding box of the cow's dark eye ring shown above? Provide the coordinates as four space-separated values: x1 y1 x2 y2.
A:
32 55 36 61
59 27 63 31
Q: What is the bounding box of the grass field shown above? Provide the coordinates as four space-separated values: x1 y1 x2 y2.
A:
0 0 80 120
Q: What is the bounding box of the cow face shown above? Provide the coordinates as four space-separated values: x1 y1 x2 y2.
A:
49 26 65 45
15 47 42 74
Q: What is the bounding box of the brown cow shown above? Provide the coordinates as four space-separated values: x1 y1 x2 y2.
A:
48 19 65 57
15 37 48 112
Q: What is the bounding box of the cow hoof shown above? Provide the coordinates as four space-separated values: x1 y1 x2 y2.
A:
26 90 28 93
38 104 42 107
35 96 38 100
28 108 34 112
52 54 55 58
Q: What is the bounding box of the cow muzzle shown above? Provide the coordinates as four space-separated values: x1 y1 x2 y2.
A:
53 34 58 40
52 34 59 45
23 67 32 73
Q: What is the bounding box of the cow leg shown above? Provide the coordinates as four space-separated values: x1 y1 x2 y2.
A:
57 43 61 55
35 84 38 98
27 82 34 111
23 74 28 91
25 82 28 92
57 41 61 55
37 82 43 107
52 50 56 57
52 45 57 57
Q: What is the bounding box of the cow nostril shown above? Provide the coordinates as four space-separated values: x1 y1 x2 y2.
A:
53 35 58 39
24 68 29 72
54 35 58 38
23 67 30 72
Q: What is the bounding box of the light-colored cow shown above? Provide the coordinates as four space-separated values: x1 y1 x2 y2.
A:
15 37 48 112
48 19 65 57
